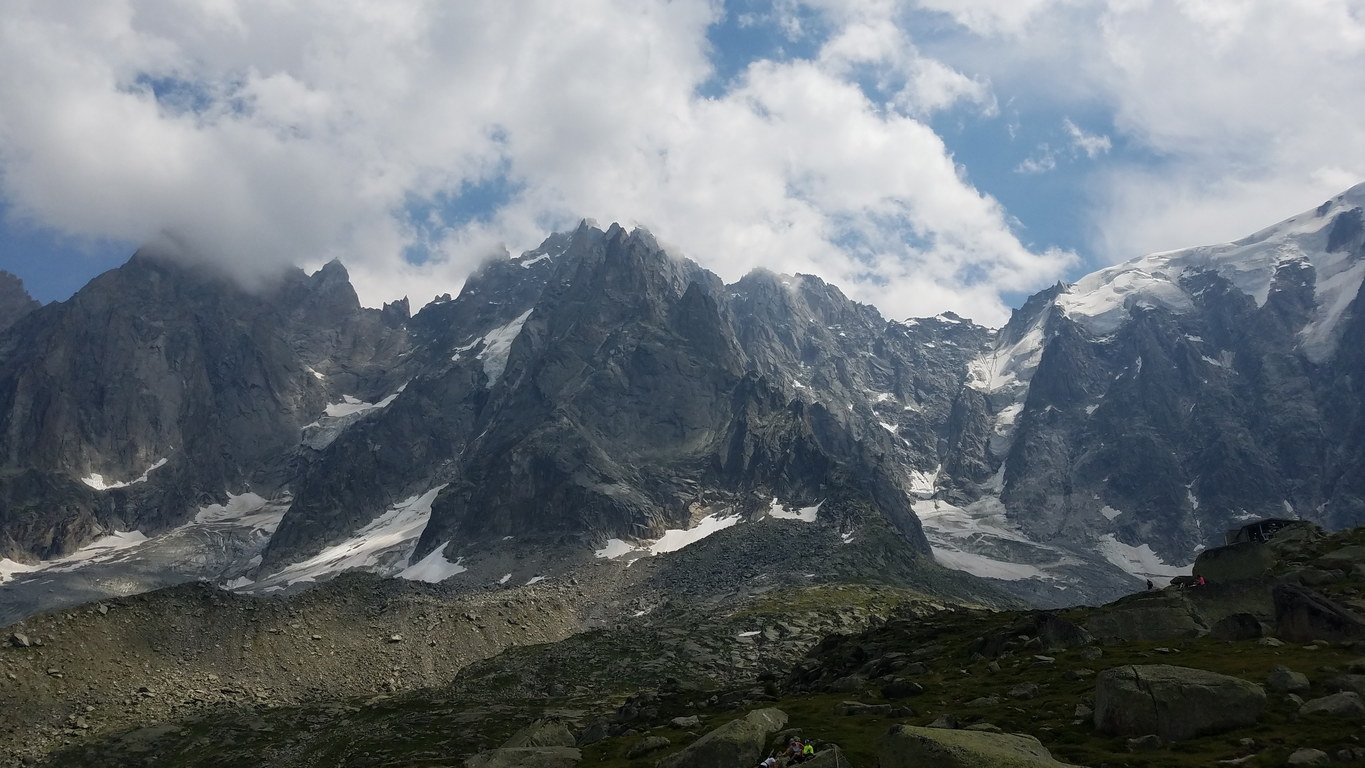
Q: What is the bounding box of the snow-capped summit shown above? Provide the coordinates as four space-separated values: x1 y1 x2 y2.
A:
931 183 1365 605
1057 182 1365 359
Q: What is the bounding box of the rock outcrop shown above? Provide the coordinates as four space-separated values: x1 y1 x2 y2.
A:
1274 582 1365 642
0 270 39 333
654 708 788 768
878 723 1075 767
1085 592 1208 643
1093 664 1266 741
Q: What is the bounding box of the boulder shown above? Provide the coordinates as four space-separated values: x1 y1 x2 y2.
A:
927 714 959 729
1094 664 1265 741
1032 613 1094 652
655 708 787 768
1265 665 1310 693
574 719 611 746
464 747 581 768
1287 747 1331 766
1327 674 1365 698
1194 541 1275 583
1008 683 1040 700
1299 692 1365 720
878 724 1072 767
1315 545 1365 571
1209 613 1265 641
1273 583 1365 643
502 719 576 748
8 633 31 648
1086 594 1207 643
669 715 700 728
626 736 670 759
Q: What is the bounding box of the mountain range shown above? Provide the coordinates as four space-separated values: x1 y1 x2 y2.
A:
1 183 1364 617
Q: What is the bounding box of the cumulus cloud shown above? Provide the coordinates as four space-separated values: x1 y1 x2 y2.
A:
915 0 1365 261
0 0 1071 326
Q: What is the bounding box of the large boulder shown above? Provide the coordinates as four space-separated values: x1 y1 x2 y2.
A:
968 612 1093 657
464 719 583 767
502 719 576 748
878 724 1073 767
1094 665 1265 741
1086 594 1208 643
1274 583 1365 642
1266 665 1311 693
1300 692 1365 720
655 708 787 768
1194 542 1275 583
1314 545 1365 572
1209 612 1265 641
464 747 581 768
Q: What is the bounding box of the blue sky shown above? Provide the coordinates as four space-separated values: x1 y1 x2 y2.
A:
1 1 1362 326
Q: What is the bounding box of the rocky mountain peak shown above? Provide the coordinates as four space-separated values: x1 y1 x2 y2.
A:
0 269 39 333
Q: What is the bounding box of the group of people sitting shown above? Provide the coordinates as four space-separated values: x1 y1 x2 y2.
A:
758 737 817 766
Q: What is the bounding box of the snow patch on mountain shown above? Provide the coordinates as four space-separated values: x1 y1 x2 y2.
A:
1300 256 1365 362
193 492 281 532
1096 534 1192 581
594 538 636 559
768 498 822 522
966 325 1045 395
249 485 447 590
0 530 148 585
649 513 741 554
909 467 939 497
915 497 1086 584
81 458 168 491
931 547 1049 581
478 309 533 384
593 512 744 560
324 388 403 418
398 541 467 583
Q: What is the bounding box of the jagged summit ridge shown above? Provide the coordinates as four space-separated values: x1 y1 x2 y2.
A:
1055 184 1365 359
4 185 1365 617
925 184 1365 605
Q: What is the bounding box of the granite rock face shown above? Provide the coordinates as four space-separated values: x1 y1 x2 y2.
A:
0 244 410 561
263 223 968 574
0 270 40 333
926 184 1365 604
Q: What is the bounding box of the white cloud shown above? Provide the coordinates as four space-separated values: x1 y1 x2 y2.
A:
0 0 1071 326
1063 118 1110 159
1015 146 1057 175
912 0 1365 262
1015 118 1108 174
